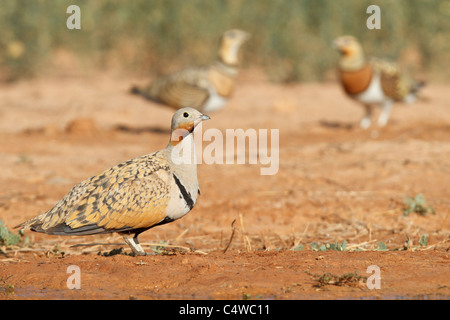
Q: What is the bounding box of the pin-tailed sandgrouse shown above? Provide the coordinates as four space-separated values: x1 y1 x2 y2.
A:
15 108 210 256
131 29 250 113
333 35 424 129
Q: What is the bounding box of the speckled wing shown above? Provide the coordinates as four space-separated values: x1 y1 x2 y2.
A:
149 67 211 109
19 154 172 235
371 58 414 101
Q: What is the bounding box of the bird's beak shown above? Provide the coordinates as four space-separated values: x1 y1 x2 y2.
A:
201 114 211 121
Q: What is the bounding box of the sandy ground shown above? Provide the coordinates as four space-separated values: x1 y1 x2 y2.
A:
0 70 449 300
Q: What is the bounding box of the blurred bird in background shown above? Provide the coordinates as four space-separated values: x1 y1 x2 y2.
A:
131 29 250 113
333 35 425 129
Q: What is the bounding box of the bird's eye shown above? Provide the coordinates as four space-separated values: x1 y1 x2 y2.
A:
183 112 189 118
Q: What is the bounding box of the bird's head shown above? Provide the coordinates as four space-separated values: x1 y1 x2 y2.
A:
170 107 210 146
218 29 251 66
332 35 364 58
332 35 366 71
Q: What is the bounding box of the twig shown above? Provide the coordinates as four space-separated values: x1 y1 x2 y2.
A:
0 246 10 257
418 237 449 251
291 222 310 249
140 242 201 251
175 228 190 241
70 242 124 248
1 258 29 263
223 219 237 254
71 241 207 255
8 247 63 253
440 211 449 230
345 240 378 251
239 213 252 252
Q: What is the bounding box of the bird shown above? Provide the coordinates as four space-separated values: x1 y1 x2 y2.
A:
15 107 210 256
332 35 424 129
130 29 250 113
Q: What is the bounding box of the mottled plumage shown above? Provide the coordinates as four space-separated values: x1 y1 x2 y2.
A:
131 29 250 113
333 35 424 129
16 108 210 255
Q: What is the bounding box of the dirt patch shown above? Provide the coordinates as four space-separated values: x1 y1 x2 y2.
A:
0 71 449 300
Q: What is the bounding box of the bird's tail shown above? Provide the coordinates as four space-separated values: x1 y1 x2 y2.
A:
404 80 426 104
130 83 159 102
14 216 39 231
130 85 144 96
411 80 425 95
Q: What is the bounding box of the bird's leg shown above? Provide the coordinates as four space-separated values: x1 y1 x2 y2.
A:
360 104 372 129
123 234 147 256
377 100 394 127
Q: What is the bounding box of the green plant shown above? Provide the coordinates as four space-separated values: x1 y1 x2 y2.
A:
418 234 428 247
376 241 388 251
404 194 435 216
242 293 252 300
310 240 347 252
0 220 21 246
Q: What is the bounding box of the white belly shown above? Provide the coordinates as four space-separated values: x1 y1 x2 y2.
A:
165 135 199 220
353 72 388 105
202 90 228 113
165 177 198 220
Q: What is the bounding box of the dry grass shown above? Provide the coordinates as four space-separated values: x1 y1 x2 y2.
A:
2 211 447 261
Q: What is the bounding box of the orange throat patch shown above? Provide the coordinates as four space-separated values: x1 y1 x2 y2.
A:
171 122 195 146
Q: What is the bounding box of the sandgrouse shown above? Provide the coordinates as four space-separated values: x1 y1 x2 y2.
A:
333 35 424 129
15 108 210 256
131 29 250 113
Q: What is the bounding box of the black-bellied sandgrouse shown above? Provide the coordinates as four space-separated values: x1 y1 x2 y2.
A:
333 35 424 129
131 29 250 113
15 108 210 256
